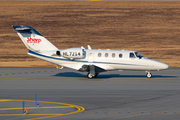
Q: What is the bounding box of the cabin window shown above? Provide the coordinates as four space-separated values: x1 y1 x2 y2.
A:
98 53 101 57
105 53 108 57
130 53 136 58
112 53 115 58
119 53 122 58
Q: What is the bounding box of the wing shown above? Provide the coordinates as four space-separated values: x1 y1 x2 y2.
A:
78 64 106 75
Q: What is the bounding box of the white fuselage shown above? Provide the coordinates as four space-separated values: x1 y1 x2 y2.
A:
28 49 168 72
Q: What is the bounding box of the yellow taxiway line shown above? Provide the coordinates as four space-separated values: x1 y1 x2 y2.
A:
0 99 85 120
0 106 71 110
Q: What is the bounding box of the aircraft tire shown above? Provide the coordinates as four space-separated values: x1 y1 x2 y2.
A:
87 73 93 79
94 73 98 78
146 72 152 78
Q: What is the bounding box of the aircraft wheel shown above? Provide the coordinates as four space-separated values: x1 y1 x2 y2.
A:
94 73 98 78
87 73 94 79
146 72 152 78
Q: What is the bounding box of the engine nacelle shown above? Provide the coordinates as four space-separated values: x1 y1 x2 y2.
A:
56 48 85 59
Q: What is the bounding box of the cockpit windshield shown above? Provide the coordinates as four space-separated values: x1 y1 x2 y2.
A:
135 52 144 59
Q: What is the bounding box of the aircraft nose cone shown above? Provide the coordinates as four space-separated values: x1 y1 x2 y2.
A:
147 59 169 70
159 63 169 70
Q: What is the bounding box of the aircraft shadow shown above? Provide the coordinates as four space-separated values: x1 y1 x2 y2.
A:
54 72 86 77
54 72 178 79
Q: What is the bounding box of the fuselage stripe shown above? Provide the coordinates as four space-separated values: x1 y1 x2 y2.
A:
28 50 146 67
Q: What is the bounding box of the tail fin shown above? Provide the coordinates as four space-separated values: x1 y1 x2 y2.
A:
13 25 58 51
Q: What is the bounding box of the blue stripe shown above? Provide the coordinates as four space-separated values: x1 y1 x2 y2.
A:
28 50 146 67
28 50 88 62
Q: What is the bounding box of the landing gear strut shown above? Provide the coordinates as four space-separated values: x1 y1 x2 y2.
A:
87 73 98 79
146 71 152 78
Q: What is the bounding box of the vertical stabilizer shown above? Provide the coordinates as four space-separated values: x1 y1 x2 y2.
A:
13 25 58 51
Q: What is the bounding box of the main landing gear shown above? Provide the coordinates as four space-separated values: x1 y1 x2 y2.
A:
146 71 152 78
87 73 98 79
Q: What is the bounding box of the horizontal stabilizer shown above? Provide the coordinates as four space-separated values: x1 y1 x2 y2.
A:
15 27 31 31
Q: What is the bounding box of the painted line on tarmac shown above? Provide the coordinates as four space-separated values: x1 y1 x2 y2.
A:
0 70 52 76
0 99 85 120
0 77 180 84
0 106 71 110
111 77 180 80
151 112 166 114
82 111 179 114
111 80 180 84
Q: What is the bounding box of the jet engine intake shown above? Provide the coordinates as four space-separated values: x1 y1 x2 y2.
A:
56 51 61 56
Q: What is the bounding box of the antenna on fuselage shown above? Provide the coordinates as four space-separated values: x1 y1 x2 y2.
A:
87 45 91 50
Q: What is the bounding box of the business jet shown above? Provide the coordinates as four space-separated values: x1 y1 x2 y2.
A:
13 25 168 79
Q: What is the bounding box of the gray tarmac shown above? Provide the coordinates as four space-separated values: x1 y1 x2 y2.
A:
0 68 180 120
1 0 180 1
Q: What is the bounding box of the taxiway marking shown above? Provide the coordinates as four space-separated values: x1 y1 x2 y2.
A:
0 77 180 84
0 99 85 120
0 70 52 76
0 106 71 110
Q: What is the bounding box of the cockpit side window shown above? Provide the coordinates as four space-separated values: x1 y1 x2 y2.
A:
135 52 144 59
130 53 136 58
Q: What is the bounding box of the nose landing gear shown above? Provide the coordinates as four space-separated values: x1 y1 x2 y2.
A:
146 71 152 78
